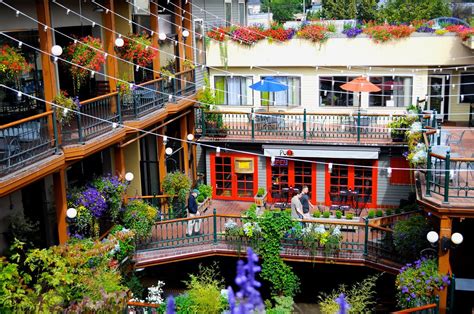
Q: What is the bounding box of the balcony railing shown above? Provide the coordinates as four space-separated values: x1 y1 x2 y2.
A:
121 79 165 119
136 210 406 266
0 111 58 175
198 109 405 143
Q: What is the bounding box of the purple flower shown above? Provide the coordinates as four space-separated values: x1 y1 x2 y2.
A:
73 96 80 108
228 248 264 313
166 296 175 314
402 286 409 293
421 271 426 276
343 27 363 38
417 26 435 33
410 292 416 298
442 275 451 285
336 293 350 314
425 279 431 284
77 187 107 218
406 297 411 301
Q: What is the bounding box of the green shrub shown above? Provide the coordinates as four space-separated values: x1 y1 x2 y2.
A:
196 195 205 203
123 200 158 239
367 210 375 219
376 210 383 217
197 184 213 199
393 215 430 260
395 208 402 214
162 171 192 205
256 187 266 197
402 203 418 212
335 210 342 219
346 212 354 220
327 24 337 33
323 211 330 219
313 210 321 218
319 274 380 314
266 296 295 314
386 209 393 216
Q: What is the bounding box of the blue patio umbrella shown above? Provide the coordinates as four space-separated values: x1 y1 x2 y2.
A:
249 76 288 92
249 77 288 110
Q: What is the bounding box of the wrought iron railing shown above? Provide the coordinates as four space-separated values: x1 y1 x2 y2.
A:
121 80 166 119
136 210 402 266
0 111 58 175
197 109 405 143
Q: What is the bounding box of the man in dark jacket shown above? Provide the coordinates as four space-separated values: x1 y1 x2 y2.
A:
187 189 201 236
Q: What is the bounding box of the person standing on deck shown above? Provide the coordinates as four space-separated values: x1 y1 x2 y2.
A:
301 186 314 219
290 192 304 220
187 189 201 236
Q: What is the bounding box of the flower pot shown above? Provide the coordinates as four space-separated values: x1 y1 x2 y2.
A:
254 192 267 207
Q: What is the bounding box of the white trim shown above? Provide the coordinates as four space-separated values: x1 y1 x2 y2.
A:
263 145 380 160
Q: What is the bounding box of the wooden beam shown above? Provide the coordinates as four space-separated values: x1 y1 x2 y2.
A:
53 169 68 244
183 0 193 63
180 115 189 176
150 1 161 78
103 0 118 113
114 144 125 177
157 126 166 191
174 0 185 72
438 216 452 314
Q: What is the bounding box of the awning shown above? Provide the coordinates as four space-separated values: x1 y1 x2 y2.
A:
263 145 380 160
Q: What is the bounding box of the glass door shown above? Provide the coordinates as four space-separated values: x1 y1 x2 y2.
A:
294 160 314 199
212 154 257 200
215 156 233 198
354 163 373 207
329 165 349 203
429 76 445 120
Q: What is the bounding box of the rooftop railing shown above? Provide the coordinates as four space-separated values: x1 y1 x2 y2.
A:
198 109 406 144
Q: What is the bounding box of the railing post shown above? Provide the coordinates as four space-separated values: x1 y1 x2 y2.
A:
77 107 84 144
443 151 450 204
251 107 255 140
437 125 441 145
201 110 206 137
357 110 361 143
426 147 432 197
117 93 122 124
52 109 59 153
213 208 217 245
133 91 138 118
364 218 369 256
303 109 307 141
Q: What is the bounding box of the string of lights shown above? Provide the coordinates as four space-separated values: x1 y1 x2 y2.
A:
2 83 469 173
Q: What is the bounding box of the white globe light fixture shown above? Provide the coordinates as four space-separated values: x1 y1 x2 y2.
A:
187 133 194 141
115 37 124 47
159 32 167 41
125 172 134 182
66 207 77 219
427 231 439 244
451 232 463 245
182 29 190 38
165 147 173 156
51 45 63 56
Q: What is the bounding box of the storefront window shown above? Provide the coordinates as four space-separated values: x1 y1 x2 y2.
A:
319 76 357 107
369 76 413 107
294 161 313 199
215 156 232 197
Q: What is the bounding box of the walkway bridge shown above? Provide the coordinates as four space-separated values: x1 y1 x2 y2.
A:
134 210 407 274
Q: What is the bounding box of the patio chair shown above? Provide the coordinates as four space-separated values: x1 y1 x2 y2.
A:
0 137 21 168
446 130 465 153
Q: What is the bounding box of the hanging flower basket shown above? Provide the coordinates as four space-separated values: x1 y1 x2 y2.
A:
0 44 31 86
64 36 106 95
115 32 157 67
53 90 79 125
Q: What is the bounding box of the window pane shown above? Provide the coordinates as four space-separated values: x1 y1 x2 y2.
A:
225 3 231 26
460 73 474 103
239 3 245 25
215 76 225 104
369 76 412 107
319 76 356 107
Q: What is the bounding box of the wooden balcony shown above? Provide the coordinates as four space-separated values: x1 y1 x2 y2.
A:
197 109 406 146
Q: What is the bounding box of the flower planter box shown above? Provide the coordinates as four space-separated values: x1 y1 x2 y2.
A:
462 37 474 50
254 192 267 207
197 197 211 213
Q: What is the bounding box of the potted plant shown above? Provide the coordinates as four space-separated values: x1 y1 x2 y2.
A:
387 116 415 142
115 32 157 67
64 36 106 95
323 211 330 219
162 171 192 218
197 184 212 212
254 187 267 207
0 44 31 88
53 90 79 125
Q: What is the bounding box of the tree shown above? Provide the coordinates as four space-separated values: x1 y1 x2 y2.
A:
357 0 379 21
321 0 357 19
379 0 451 24
261 0 302 23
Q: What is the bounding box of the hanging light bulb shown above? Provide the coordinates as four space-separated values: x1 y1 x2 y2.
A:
182 29 190 38
159 33 167 41
328 163 333 173
216 147 221 157
187 134 194 141
18 42 23 48
271 156 275 166
115 37 124 47
387 167 392 178
112 122 118 128
66 208 77 219
125 172 134 182
163 136 168 144
165 147 173 155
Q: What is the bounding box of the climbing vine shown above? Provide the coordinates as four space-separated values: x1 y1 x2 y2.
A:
257 210 300 297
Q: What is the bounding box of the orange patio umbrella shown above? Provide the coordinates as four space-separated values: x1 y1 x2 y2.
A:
340 76 381 109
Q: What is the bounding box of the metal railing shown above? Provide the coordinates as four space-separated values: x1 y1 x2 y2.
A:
173 69 196 97
392 300 439 313
121 80 165 119
198 109 405 143
136 210 403 266
0 111 58 175
126 194 184 221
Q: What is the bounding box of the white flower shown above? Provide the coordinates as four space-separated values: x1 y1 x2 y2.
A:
314 224 326 234
146 281 165 304
332 227 341 236
221 289 229 300
225 219 238 230
410 122 422 133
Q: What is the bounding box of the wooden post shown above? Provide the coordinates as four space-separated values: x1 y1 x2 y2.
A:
114 144 125 178
438 216 452 314
157 126 167 191
53 169 68 244
174 0 185 72
187 110 197 183
150 1 161 78
180 115 189 176
36 0 58 142
183 0 193 63
103 0 118 112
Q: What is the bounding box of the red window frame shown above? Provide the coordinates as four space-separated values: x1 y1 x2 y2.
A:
325 161 378 208
266 158 316 204
210 153 258 201
390 157 412 185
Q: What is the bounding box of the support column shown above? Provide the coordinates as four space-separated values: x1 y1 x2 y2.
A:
180 115 189 176
114 144 125 178
438 216 452 314
174 0 185 72
103 0 119 93
187 110 197 183
183 0 193 63
150 1 161 78
157 126 167 191
36 0 58 142
53 169 68 244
